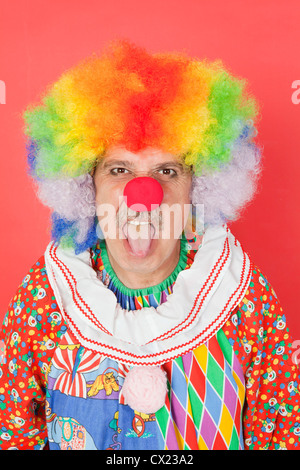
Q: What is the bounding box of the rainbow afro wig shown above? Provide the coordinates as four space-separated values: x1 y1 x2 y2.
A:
24 40 262 253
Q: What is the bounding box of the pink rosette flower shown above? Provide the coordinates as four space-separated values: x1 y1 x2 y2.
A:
122 366 168 414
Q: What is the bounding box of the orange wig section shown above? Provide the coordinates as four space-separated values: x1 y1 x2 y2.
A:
24 40 258 178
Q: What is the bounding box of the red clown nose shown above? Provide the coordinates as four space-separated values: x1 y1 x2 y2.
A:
123 177 164 212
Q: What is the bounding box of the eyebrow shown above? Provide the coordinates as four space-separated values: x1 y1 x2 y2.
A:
153 161 185 170
101 160 136 170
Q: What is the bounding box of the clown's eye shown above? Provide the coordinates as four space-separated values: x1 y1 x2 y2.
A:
110 168 130 175
157 168 177 177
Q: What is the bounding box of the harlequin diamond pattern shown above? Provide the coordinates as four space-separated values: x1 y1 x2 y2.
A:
156 331 245 450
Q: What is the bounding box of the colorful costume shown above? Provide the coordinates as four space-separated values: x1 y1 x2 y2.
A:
1 226 299 450
1 40 299 450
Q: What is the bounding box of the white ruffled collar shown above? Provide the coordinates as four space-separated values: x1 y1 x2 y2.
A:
45 225 252 365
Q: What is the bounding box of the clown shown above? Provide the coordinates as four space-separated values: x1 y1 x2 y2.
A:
0 40 299 450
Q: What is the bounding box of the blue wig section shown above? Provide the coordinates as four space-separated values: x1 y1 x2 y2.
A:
51 213 75 242
239 121 256 140
74 218 99 255
26 139 39 178
51 213 98 254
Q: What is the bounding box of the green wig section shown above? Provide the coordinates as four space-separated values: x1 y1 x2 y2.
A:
24 95 96 178
186 71 258 174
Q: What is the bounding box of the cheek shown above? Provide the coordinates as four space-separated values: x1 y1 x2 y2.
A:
95 178 124 208
182 183 192 204
162 178 192 205
95 179 135 243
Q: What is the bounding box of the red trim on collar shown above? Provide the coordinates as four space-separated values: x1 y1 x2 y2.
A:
47 232 252 366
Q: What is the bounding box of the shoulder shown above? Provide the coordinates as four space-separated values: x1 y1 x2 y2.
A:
2 253 67 344
15 254 50 301
223 263 289 361
6 254 53 318
235 264 285 332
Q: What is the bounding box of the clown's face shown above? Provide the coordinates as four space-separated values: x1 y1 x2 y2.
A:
94 147 192 288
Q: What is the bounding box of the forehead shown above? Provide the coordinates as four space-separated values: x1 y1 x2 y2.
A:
100 147 185 168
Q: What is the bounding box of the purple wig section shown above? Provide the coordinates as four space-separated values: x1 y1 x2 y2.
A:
38 173 96 221
191 136 262 225
37 173 97 251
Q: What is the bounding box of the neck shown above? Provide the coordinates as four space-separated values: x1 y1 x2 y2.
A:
105 241 181 290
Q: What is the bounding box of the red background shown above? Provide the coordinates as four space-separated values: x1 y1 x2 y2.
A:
0 0 299 337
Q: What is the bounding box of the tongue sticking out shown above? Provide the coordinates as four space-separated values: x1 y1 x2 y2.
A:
126 222 155 257
122 177 163 257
